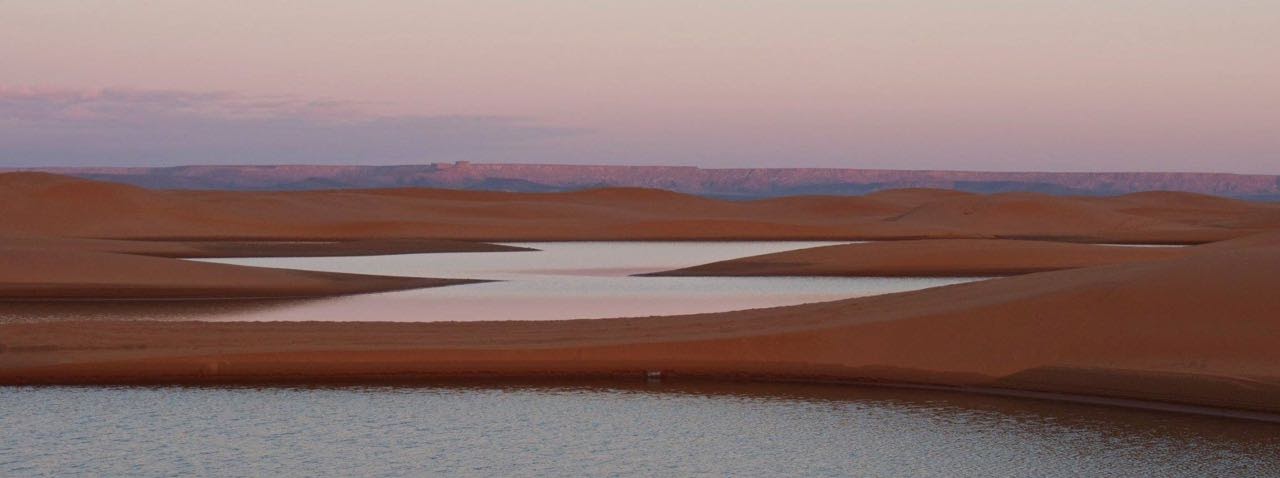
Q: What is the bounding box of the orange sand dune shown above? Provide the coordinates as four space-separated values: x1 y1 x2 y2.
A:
1199 229 1280 250
3 172 1277 242
3 241 1279 413
738 195 904 217
1087 191 1280 230
0 247 478 299
0 236 531 258
864 188 977 207
646 239 1188 277
0 234 517 299
886 192 1229 242
4 171 1280 414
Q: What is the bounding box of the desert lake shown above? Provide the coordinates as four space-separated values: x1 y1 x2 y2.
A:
196 242 982 322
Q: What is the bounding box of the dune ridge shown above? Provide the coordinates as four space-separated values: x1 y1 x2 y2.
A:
4 173 1280 416
3 172 1277 243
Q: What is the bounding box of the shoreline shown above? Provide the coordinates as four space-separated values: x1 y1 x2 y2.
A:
0 244 489 300
4 239 1279 416
642 239 1192 277
4 173 1280 423
3 360 1277 424
81 235 1222 245
3 236 1279 417
1 236 535 258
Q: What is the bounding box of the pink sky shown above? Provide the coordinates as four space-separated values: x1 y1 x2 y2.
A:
1 1 1277 172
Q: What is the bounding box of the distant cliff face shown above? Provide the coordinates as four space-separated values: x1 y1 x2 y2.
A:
22 162 1280 199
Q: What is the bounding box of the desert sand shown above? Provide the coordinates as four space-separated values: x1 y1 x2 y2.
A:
645 239 1189 277
0 235 531 258
0 246 482 300
3 173 1280 415
4 172 1278 242
2 237 1278 414
0 232 517 299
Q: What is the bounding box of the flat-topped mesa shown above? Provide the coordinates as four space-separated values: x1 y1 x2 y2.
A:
11 163 1280 198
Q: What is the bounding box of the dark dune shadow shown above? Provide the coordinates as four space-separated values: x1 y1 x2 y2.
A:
0 298 324 323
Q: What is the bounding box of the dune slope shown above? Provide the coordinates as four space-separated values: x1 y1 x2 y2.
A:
3 242 1278 413
0 247 479 299
4 172 1277 242
646 239 1189 277
0 236 532 258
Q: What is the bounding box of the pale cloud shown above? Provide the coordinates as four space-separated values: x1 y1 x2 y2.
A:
0 86 583 166
0 86 359 122
3 2 1278 173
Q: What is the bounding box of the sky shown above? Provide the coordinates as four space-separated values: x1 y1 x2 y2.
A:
1 1 1277 173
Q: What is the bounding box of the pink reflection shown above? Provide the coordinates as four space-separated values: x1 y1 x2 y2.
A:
203 292 852 323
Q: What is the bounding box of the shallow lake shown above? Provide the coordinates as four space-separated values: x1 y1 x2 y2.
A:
2 383 1277 477
200 241 981 322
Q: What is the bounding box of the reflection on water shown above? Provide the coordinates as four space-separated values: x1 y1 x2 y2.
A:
2 382 1277 477
196 242 982 322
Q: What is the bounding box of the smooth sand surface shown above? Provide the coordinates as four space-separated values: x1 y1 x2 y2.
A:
645 239 1190 277
0 236 532 258
4 172 1277 242
0 232 525 300
3 239 1279 414
0 247 481 300
4 172 1280 414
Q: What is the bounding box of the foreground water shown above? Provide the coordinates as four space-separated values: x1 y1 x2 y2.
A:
201 242 980 321
2 383 1277 477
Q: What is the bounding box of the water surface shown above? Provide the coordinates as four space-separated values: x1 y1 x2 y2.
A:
201 242 980 322
2 383 1277 477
